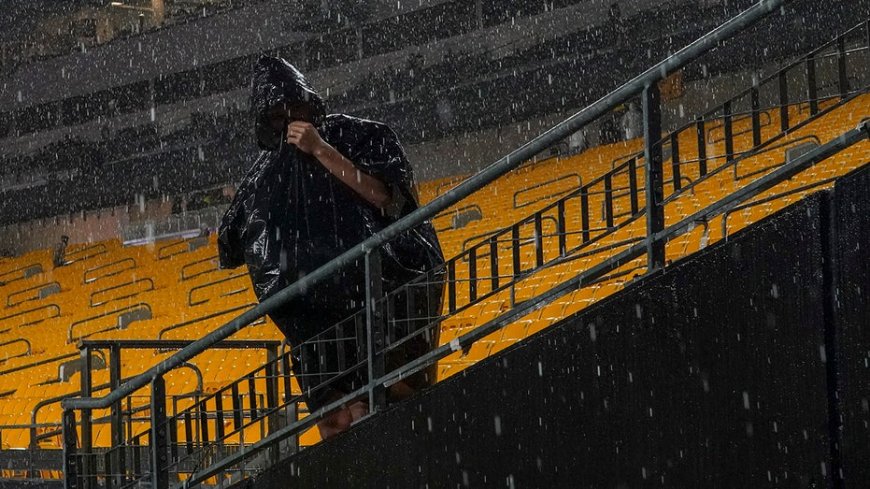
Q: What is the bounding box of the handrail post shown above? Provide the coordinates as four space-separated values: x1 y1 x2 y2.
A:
150 376 169 489
723 101 734 162
750 81 762 146
109 346 125 487
836 35 849 98
778 71 790 131
670 134 682 192
364 250 387 412
806 55 819 115
264 345 280 465
62 409 79 489
643 83 665 271
79 347 93 489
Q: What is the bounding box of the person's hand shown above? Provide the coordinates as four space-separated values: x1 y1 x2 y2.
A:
286 121 326 155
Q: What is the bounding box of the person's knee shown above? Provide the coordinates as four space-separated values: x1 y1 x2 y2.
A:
318 408 353 439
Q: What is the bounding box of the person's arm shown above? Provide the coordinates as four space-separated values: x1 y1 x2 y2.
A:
286 121 392 209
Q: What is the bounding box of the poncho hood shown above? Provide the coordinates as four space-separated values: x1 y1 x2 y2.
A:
251 56 327 151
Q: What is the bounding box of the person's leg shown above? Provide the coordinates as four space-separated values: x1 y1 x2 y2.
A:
384 276 444 403
315 389 369 439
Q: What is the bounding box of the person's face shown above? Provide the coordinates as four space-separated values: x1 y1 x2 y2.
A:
266 103 314 132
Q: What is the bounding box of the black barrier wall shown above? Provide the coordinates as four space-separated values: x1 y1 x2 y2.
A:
254 193 840 488
831 164 870 488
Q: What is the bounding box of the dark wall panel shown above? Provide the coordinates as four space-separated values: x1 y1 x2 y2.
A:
833 164 870 487
258 195 832 488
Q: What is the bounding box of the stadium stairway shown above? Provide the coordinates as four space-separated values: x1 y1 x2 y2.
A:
0 11 868 485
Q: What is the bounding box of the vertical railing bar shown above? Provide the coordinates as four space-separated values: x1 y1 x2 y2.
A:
643 83 665 271
281 354 292 404
62 410 78 489
247 376 258 422
695 117 707 176
723 101 734 162
670 134 681 192
580 190 590 242
511 224 521 278
131 437 141 480
468 247 478 302
750 83 761 146
603 174 614 229
556 200 567 256
109 346 125 488
446 260 456 313
779 71 790 131
79 347 93 489
183 411 194 456
533 213 544 267
150 377 169 489
489 237 499 290
629 158 640 213
214 395 225 443
364 250 387 412
198 400 210 452
168 418 179 470
264 346 280 464
837 35 849 99
806 55 819 115
230 383 242 432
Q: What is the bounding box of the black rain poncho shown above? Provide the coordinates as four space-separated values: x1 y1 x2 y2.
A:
218 56 445 408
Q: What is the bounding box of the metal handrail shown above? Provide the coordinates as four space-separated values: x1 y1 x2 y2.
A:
63 0 794 414
82 257 137 284
657 87 869 208
602 20 869 180
67 302 152 343
184 122 870 489
733 135 822 181
721 172 849 238
697 22 870 122
89 277 155 307
5 281 61 307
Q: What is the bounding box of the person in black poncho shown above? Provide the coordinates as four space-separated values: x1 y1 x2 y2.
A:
218 56 445 439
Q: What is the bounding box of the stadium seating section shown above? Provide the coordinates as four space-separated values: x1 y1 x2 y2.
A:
0 94 866 461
